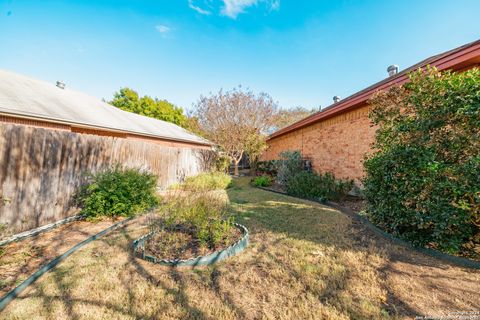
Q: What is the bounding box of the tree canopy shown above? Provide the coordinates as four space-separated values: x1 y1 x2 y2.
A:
270 106 315 132
109 88 188 128
193 87 277 175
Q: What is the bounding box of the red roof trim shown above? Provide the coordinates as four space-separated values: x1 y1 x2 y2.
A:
268 39 480 140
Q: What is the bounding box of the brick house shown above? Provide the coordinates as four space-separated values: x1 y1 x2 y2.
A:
262 39 480 184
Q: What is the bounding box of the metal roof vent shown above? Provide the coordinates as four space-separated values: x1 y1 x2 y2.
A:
387 65 399 76
333 96 341 103
56 81 65 89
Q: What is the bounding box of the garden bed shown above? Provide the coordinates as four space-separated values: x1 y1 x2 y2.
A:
259 183 366 213
133 223 249 266
143 224 243 261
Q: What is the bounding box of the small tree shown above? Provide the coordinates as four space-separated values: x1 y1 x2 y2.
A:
193 87 277 176
244 132 268 173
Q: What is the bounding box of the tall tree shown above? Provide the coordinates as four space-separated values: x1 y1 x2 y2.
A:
193 87 277 176
271 106 315 132
109 88 188 127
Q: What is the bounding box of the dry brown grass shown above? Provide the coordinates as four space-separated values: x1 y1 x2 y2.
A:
0 219 122 295
1 177 479 319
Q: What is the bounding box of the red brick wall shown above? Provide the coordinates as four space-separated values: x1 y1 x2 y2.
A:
262 103 375 183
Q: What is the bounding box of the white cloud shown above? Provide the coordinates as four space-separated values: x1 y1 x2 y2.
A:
188 0 212 15
221 0 257 19
187 0 280 19
155 25 174 38
269 0 280 11
220 0 280 19
155 25 171 34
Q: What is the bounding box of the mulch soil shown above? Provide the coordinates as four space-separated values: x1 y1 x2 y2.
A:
144 225 243 261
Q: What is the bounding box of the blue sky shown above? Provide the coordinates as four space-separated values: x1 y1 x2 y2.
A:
1 0 479 111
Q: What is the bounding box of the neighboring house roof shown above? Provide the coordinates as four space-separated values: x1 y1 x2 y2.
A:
269 39 480 140
0 69 212 146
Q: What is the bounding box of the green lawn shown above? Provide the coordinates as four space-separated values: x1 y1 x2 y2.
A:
2 177 478 319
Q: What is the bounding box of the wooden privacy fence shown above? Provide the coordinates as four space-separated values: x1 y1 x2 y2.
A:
0 124 213 235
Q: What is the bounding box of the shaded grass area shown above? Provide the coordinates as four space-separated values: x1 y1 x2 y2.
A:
2 178 479 319
0 219 121 295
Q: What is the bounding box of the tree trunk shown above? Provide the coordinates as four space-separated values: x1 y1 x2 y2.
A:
234 160 240 176
232 151 243 177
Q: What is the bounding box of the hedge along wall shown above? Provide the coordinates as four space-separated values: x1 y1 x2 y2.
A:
0 123 214 234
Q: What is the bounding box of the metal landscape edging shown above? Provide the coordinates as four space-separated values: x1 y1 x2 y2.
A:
0 214 85 247
255 186 480 270
133 223 249 267
0 217 133 312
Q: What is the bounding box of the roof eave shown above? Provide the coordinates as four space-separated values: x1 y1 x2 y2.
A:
0 110 214 147
268 39 480 141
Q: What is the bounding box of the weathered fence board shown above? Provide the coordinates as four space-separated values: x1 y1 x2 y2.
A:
0 124 212 235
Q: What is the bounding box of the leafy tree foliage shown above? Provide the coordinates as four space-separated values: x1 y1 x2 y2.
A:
193 87 277 176
364 67 480 253
271 106 315 132
109 88 188 127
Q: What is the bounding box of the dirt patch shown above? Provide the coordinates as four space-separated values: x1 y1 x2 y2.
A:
0 217 126 295
143 225 243 260
335 195 366 212
262 182 285 194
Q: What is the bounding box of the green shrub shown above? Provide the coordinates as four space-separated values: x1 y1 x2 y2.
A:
252 175 273 187
364 67 480 253
255 160 277 176
276 150 303 185
286 171 353 202
162 193 233 248
178 172 232 191
78 166 159 219
215 154 231 173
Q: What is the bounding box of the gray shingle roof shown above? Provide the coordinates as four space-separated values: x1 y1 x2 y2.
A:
0 69 212 146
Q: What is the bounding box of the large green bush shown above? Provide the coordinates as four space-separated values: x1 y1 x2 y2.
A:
79 167 159 219
286 171 353 202
276 150 303 185
255 160 277 176
364 67 480 253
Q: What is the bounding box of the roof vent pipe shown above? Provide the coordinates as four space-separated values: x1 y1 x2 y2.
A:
333 96 341 103
387 65 399 76
56 81 65 89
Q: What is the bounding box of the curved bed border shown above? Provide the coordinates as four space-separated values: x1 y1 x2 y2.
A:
255 186 480 270
133 223 249 267
0 217 133 312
